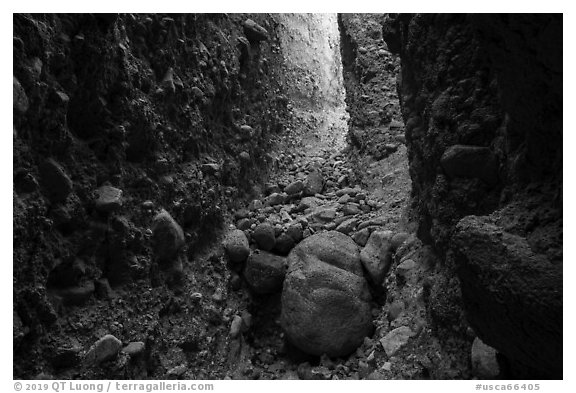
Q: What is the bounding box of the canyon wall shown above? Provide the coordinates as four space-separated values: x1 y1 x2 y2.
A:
13 13 290 377
383 14 562 378
338 13 404 160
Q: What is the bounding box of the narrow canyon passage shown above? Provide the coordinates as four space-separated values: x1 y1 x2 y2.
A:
274 13 349 155
13 13 562 381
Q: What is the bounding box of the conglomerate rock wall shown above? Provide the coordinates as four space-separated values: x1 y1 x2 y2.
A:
383 14 562 378
13 13 290 377
338 13 405 160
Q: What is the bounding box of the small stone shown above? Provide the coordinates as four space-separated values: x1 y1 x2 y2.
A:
471 337 500 378
360 230 394 286
122 342 145 357
286 222 303 242
337 175 348 188
29 57 43 81
285 180 304 195
249 199 264 210
390 232 410 251
190 292 203 302
387 300 404 322
336 187 357 197
274 224 284 236
39 158 73 203
241 311 252 331
297 362 313 380
237 36 251 59
253 222 276 251
324 222 338 231
141 200 154 210
200 163 220 176
303 170 324 196
243 19 269 42
389 119 403 129
223 229 250 263
280 210 292 222
337 194 352 204
342 203 362 216
234 208 250 220
95 185 123 213
243 251 287 294
379 326 415 357
265 182 281 195
191 86 204 99
161 67 175 93
335 218 358 235
239 151 251 162
239 125 254 140
358 217 386 230
236 218 251 230
53 90 70 105
166 364 187 379
83 334 122 365
351 228 371 247
310 207 337 223
358 360 371 379
212 287 223 302
13 76 29 114
384 143 398 153
266 192 286 206
230 315 243 339
151 209 185 264
300 196 322 209
274 232 296 255
367 199 378 208
396 259 417 278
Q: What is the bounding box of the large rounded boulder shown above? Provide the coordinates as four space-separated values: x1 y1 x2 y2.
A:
280 231 374 357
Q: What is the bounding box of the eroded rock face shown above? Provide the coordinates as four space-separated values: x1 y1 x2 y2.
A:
12 12 290 378
452 215 562 378
385 14 562 377
281 231 373 357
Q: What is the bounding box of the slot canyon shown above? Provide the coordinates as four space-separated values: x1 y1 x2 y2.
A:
12 13 562 380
